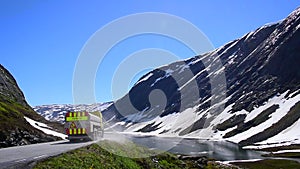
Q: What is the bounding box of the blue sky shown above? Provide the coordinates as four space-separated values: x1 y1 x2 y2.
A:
1 1 299 106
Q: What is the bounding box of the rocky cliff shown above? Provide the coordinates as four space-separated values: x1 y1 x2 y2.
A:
0 64 62 148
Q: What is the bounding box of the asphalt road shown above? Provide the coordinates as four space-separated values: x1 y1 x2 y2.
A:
0 139 95 169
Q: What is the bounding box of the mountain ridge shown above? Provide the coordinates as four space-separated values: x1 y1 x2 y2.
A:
102 7 300 148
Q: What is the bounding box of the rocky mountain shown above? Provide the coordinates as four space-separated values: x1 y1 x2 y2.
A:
34 102 112 124
104 7 300 148
0 64 62 148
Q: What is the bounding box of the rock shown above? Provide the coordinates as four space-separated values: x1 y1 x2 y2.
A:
0 64 62 148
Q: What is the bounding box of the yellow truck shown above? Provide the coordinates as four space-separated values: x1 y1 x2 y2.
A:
64 111 104 142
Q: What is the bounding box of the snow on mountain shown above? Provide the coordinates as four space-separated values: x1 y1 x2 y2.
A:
24 117 67 139
112 91 300 146
103 7 300 148
34 102 112 124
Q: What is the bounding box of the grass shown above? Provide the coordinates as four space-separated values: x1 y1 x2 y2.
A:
0 100 26 132
0 94 49 134
33 140 213 169
34 140 300 169
34 143 141 169
0 93 63 148
232 159 300 169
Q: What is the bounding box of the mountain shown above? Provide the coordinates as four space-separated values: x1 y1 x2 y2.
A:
104 7 300 148
0 64 63 148
34 102 112 124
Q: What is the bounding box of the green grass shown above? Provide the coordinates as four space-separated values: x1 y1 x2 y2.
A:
0 93 63 148
34 143 141 169
0 101 25 131
34 140 300 169
33 140 207 169
0 97 44 133
232 159 300 169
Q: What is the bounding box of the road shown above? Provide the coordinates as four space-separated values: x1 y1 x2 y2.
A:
0 139 95 169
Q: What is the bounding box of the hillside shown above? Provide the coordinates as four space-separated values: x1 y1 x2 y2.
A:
33 140 237 169
0 64 63 148
33 140 300 169
103 7 300 148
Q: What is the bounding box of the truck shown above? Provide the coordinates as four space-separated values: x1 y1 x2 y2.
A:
64 111 104 142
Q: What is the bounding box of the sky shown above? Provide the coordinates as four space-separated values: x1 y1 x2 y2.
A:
1 1 299 106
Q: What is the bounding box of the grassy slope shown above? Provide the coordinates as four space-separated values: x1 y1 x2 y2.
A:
34 140 300 169
0 94 64 147
34 140 237 169
0 95 36 135
0 64 64 143
0 93 64 129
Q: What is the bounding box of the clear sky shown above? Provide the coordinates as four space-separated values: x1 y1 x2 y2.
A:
1 1 299 106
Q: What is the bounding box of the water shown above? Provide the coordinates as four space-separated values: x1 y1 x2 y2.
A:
126 135 263 161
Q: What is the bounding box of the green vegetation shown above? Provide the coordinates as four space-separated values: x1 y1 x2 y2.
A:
0 93 63 148
34 140 300 169
34 140 220 169
0 97 27 133
0 93 50 133
232 159 300 169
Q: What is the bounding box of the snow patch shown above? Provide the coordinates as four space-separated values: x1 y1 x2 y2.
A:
136 73 153 85
220 159 262 164
256 116 300 146
24 116 67 139
227 91 300 143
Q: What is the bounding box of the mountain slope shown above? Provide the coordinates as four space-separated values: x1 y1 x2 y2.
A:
0 64 62 148
104 7 300 147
